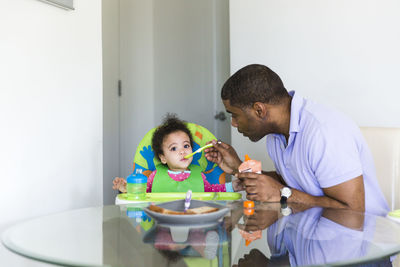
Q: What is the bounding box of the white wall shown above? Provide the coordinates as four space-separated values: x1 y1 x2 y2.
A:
230 0 400 168
0 0 103 265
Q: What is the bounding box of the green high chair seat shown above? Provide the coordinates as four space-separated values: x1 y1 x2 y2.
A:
132 122 226 185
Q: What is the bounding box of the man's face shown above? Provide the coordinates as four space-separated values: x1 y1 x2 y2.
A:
223 100 266 142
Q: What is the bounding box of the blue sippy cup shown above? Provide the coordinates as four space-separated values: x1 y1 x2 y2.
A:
126 169 147 200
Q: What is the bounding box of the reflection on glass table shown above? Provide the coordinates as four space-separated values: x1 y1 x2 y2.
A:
269 207 394 266
2 201 400 267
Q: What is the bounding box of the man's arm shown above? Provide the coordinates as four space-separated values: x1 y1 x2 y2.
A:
262 171 286 185
239 173 365 212
321 175 365 211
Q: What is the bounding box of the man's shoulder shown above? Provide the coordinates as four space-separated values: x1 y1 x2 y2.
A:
300 100 358 135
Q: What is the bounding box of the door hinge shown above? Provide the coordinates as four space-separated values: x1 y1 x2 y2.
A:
214 111 227 121
118 80 122 97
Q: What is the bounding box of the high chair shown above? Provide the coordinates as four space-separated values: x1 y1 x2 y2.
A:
114 123 234 266
115 122 241 204
132 122 226 185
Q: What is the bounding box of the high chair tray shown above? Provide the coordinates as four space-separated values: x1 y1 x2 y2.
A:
116 192 242 204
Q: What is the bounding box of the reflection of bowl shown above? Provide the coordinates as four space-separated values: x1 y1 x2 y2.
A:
170 226 189 243
143 222 225 260
143 200 230 225
143 222 223 244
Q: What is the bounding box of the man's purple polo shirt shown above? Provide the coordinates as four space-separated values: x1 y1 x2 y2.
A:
266 91 389 216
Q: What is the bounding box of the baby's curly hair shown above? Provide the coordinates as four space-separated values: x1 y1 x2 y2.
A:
152 114 193 161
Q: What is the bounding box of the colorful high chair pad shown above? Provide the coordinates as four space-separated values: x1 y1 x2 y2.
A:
132 123 226 185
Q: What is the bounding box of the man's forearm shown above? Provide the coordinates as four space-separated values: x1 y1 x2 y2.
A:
263 172 365 212
262 171 286 185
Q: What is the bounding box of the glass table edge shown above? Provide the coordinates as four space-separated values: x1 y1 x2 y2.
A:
1 220 109 267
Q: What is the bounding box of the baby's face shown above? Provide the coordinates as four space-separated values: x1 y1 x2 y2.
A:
159 131 193 172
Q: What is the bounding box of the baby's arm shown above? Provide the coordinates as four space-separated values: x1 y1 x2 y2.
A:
202 173 234 192
112 177 127 193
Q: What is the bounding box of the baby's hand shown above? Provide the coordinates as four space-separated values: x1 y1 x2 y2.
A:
112 177 127 193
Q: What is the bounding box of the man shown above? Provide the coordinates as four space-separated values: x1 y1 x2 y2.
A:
205 64 388 216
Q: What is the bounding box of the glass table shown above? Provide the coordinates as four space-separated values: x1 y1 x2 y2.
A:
2 201 400 267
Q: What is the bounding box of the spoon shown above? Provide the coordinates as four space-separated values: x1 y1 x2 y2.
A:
183 143 213 159
183 190 192 213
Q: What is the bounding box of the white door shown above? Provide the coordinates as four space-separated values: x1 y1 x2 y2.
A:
118 0 231 179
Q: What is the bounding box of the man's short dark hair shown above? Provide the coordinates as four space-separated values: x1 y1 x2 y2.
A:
221 64 290 108
152 113 193 160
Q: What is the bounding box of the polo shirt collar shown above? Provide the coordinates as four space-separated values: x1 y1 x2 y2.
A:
288 90 304 134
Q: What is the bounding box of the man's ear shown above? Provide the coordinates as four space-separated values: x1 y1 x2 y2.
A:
252 102 267 118
159 154 167 164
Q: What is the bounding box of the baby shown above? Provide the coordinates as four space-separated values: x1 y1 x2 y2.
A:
113 114 238 193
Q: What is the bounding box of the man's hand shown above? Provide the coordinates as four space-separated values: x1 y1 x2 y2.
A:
232 178 245 192
233 249 270 267
204 140 242 175
238 207 280 232
223 203 244 232
237 172 283 202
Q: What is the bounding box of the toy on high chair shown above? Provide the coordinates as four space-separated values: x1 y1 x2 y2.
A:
115 122 242 204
